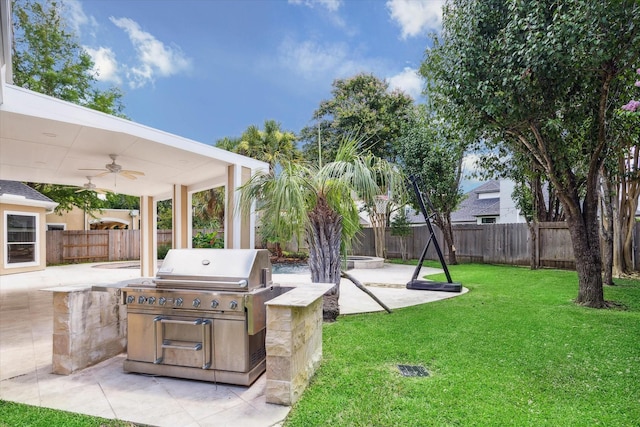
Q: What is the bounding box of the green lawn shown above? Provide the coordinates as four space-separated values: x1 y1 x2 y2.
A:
0 400 136 427
284 263 640 426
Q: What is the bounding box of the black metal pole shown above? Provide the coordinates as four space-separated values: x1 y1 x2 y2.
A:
409 176 453 284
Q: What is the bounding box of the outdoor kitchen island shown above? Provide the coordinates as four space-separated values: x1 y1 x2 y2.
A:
121 249 281 386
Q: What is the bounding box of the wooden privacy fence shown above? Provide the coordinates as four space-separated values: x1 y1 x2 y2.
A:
47 230 141 265
47 223 640 270
353 222 640 271
46 229 223 265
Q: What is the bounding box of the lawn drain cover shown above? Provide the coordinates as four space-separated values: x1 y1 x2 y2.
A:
398 365 429 377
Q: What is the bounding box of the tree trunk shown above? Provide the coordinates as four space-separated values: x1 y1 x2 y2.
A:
370 211 386 259
435 215 458 265
598 167 614 285
527 221 538 270
564 199 606 308
306 197 342 321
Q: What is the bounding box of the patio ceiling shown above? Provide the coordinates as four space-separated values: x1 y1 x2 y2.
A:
0 85 266 198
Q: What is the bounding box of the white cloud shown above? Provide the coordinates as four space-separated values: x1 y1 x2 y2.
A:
85 46 121 85
386 0 443 39
277 37 363 82
288 0 343 12
63 0 88 34
386 67 423 100
109 17 192 88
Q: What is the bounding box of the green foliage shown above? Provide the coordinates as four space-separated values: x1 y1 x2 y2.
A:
103 193 140 210
27 182 105 214
156 244 171 260
238 138 403 284
192 230 224 249
12 0 127 116
216 120 301 172
300 73 414 164
390 209 411 238
398 105 465 221
285 264 640 426
156 199 172 229
191 189 224 229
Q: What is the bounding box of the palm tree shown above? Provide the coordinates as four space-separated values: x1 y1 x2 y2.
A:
236 120 301 172
238 139 404 321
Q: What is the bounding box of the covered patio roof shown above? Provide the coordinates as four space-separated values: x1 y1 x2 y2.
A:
0 85 266 198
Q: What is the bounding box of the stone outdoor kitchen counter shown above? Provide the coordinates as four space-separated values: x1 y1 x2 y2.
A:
264 282 334 406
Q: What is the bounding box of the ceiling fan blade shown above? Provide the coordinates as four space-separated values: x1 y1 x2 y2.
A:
94 171 112 178
79 168 108 172
119 172 139 180
121 169 145 176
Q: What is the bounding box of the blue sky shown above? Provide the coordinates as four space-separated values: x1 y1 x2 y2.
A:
63 0 443 145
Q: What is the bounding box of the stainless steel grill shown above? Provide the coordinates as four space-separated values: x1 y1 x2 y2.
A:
122 249 280 386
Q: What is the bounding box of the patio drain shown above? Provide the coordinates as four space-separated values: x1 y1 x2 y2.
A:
398 364 429 377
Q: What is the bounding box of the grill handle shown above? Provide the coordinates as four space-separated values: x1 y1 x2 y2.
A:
153 317 212 369
153 278 248 288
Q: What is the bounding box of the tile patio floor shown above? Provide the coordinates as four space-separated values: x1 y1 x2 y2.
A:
0 261 465 426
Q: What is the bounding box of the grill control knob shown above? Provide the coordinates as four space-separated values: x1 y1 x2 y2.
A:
126 295 135 304
138 296 147 304
158 297 167 306
229 300 238 310
175 297 184 307
210 300 219 309
148 297 156 305
192 298 201 308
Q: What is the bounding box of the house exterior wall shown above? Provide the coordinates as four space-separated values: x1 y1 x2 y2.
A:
0 202 47 275
46 206 138 230
498 180 525 224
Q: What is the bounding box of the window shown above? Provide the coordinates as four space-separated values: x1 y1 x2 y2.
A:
47 223 66 231
5 212 39 266
481 217 497 224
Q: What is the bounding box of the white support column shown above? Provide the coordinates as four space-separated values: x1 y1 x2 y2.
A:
226 164 253 249
140 195 156 277
172 185 189 249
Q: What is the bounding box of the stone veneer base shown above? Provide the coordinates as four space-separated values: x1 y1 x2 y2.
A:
264 283 334 406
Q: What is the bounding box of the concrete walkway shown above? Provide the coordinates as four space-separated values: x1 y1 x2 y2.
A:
0 261 467 427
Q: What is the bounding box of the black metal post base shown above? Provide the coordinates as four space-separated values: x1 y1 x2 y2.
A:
406 280 462 293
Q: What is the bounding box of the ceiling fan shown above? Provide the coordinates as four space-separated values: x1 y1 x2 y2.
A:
79 154 145 180
68 176 111 194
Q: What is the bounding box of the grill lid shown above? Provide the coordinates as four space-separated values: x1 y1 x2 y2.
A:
155 248 272 291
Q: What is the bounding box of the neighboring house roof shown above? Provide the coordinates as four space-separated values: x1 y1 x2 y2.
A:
405 180 502 224
451 180 500 223
0 179 58 211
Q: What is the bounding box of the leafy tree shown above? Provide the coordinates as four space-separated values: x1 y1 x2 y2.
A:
191 188 225 229
390 209 412 261
12 0 128 211
238 139 403 321
300 73 414 164
398 105 466 264
26 182 105 214
156 200 172 230
103 193 139 210
12 0 126 115
421 0 639 308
